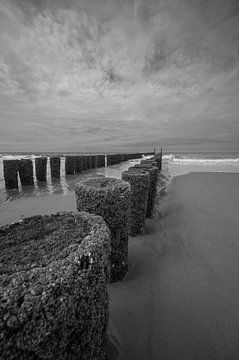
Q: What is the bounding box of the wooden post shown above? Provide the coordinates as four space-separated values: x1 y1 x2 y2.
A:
75 156 82 173
65 156 75 175
3 160 19 189
86 156 92 170
91 156 98 169
129 164 158 218
160 148 163 170
50 157 61 179
122 170 150 236
75 177 131 282
35 157 47 182
0 212 110 360
18 159 34 186
81 156 87 171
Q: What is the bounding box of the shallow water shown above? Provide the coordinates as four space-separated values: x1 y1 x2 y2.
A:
1 152 239 205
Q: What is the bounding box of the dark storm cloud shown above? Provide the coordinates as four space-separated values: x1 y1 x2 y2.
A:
0 0 239 151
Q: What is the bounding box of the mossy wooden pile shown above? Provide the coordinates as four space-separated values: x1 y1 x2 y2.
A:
3 160 19 189
129 164 159 218
65 156 75 175
18 159 34 186
50 157 61 179
75 177 131 282
122 170 150 236
35 157 47 182
75 156 82 173
81 156 87 171
0 212 110 360
97 155 104 168
86 156 92 170
91 156 98 169
155 155 162 170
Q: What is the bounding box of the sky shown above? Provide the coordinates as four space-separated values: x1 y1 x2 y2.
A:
0 0 239 152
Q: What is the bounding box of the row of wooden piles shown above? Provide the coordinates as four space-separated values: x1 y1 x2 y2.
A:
3 152 153 190
0 152 162 359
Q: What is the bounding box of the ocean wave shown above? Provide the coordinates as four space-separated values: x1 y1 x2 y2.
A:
0 154 39 160
164 154 239 164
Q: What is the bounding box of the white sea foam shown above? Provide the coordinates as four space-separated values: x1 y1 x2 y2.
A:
163 154 239 164
164 153 239 178
0 154 39 160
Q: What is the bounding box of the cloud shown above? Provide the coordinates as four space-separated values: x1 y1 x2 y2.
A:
0 0 239 151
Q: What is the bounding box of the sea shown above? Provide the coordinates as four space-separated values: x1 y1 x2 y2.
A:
0 152 239 205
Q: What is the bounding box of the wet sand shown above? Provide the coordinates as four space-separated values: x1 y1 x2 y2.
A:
108 172 239 360
0 192 77 226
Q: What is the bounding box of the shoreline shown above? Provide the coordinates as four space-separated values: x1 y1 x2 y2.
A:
108 172 239 360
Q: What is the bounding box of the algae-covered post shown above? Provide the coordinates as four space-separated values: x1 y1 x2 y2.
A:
102 155 106 167
87 156 92 170
65 156 75 175
3 159 19 189
81 156 87 171
0 211 110 360
50 157 61 179
35 157 47 182
96 155 102 168
122 170 150 236
91 156 97 169
75 177 131 282
18 159 34 186
158 148 163 170
129 164 159 218
107 154 111 166
75 156 82 173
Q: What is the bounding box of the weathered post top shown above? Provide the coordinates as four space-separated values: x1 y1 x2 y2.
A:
0 211 110 360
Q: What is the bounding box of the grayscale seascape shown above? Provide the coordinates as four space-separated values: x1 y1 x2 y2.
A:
1 1 239 359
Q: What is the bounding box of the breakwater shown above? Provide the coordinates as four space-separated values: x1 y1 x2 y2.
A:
0 150 163 359
2 152 154 190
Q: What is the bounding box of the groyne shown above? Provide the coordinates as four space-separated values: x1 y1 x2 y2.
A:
0 150 163 359
2 152 154 189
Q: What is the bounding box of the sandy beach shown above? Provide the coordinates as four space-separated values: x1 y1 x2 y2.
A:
1 171 239 359
108 172 239 360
